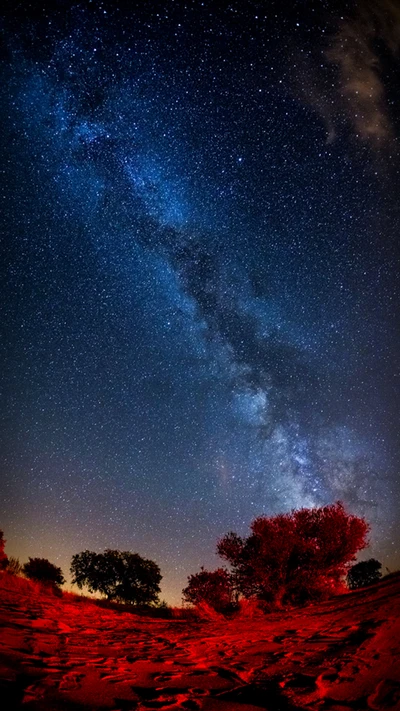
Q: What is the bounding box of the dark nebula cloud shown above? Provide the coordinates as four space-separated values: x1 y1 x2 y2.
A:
1 0 399 602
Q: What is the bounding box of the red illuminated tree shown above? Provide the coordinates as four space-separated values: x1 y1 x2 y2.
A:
182 567 235 612
217 502 369 606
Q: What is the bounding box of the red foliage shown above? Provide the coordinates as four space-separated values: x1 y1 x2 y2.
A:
217 502 369 606
182 567 235 612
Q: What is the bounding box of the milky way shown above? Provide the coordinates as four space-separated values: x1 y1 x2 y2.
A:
1 0 399 603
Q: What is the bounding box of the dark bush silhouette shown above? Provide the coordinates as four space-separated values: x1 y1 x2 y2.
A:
217 501 369 606
347 558 382 589
70 549 162 605
23 557 65 587
0 530 8 570
182 567 235 612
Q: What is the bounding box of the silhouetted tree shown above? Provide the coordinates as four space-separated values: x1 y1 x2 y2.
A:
0 529 8 570
70 549 162 605
217 501 369 606
346 558 382 590
182 567 235 612
23 557 65 587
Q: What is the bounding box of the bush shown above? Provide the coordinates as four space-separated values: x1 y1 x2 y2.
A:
70 549 162 605
235 598 265 618
182 567 235 613
22 557 65 588
347 558 382 590
5 556 23 576
217 501 369 607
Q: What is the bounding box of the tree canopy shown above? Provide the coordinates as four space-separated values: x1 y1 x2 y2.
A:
70 549 162 605
182 567 234 612
346 558 382 590
217 502 369 606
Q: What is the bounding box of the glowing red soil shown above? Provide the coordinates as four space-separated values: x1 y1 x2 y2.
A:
1 573 399 710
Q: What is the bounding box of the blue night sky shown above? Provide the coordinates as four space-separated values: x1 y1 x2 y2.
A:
1 0 399 604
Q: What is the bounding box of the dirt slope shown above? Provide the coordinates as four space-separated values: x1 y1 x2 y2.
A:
0 573 399 711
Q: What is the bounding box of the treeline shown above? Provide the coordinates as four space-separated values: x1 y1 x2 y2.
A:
183 502 383 612
0 502 385 612
0 532 162 606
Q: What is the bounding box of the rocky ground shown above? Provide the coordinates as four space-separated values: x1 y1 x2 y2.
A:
0 572 399 710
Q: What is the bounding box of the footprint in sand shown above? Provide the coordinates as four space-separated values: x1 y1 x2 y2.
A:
134 688 202 710
153 671 180 682
59 671 85 690
100 672 138 682
368 679 400 710
22 681 47 704
209 666 243 681
188 687 209 696
132 686 178 704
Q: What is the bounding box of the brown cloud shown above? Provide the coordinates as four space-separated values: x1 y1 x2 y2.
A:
291 1 400 146
325 0 400 144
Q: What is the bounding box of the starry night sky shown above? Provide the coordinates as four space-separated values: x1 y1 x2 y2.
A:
1 0 399 604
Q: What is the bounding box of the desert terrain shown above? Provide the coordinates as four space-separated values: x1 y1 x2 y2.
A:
0 573 399 711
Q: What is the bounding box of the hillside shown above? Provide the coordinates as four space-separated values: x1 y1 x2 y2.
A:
0 573 399 710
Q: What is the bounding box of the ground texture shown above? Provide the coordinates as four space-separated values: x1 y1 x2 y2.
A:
0 574 399 711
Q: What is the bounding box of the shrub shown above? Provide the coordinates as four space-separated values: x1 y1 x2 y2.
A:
347 558 382 589
5 556 23 576
182 567 235 613
22 557 65 588
235 598 265 618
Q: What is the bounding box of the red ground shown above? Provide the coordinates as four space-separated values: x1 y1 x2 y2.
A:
0 572 399 710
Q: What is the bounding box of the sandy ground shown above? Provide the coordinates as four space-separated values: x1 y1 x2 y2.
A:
0 573 399 711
